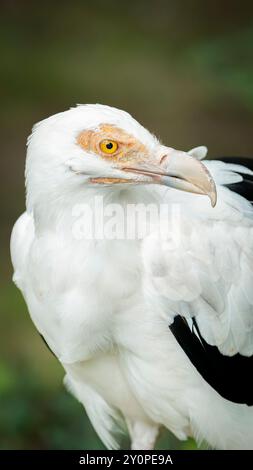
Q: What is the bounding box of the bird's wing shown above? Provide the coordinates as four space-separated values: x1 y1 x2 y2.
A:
10 211 35 292
142 157 253 404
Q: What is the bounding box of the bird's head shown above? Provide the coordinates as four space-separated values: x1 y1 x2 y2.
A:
26 104 216 213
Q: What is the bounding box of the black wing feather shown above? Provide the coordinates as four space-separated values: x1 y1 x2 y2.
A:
221 156 253 202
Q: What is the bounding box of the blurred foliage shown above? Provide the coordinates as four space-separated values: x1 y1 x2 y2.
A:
0 358 104 450
1 0 253 450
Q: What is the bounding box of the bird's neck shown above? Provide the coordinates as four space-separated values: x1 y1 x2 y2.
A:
30 185 165 243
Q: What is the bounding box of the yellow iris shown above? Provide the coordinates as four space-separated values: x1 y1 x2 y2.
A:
99 140 118 154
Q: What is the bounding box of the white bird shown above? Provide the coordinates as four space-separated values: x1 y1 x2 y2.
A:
11 104 253 450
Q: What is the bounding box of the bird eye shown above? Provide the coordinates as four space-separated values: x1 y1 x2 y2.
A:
99 140 118 154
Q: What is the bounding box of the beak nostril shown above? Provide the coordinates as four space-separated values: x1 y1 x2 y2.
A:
160 155 168 165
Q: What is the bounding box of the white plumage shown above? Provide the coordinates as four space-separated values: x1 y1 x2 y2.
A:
11 104 253 449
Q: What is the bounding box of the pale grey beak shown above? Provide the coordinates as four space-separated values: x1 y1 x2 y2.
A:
122 148 217 207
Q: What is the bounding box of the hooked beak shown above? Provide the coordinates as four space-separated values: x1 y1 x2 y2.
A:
121 148 217 207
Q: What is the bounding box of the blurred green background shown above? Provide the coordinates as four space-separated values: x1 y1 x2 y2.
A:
1 0 253 450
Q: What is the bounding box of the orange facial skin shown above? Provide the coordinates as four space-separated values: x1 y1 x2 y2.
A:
77 124 154 184
77 124 149 165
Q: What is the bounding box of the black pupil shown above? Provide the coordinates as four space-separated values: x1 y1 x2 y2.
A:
106 142 113 149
